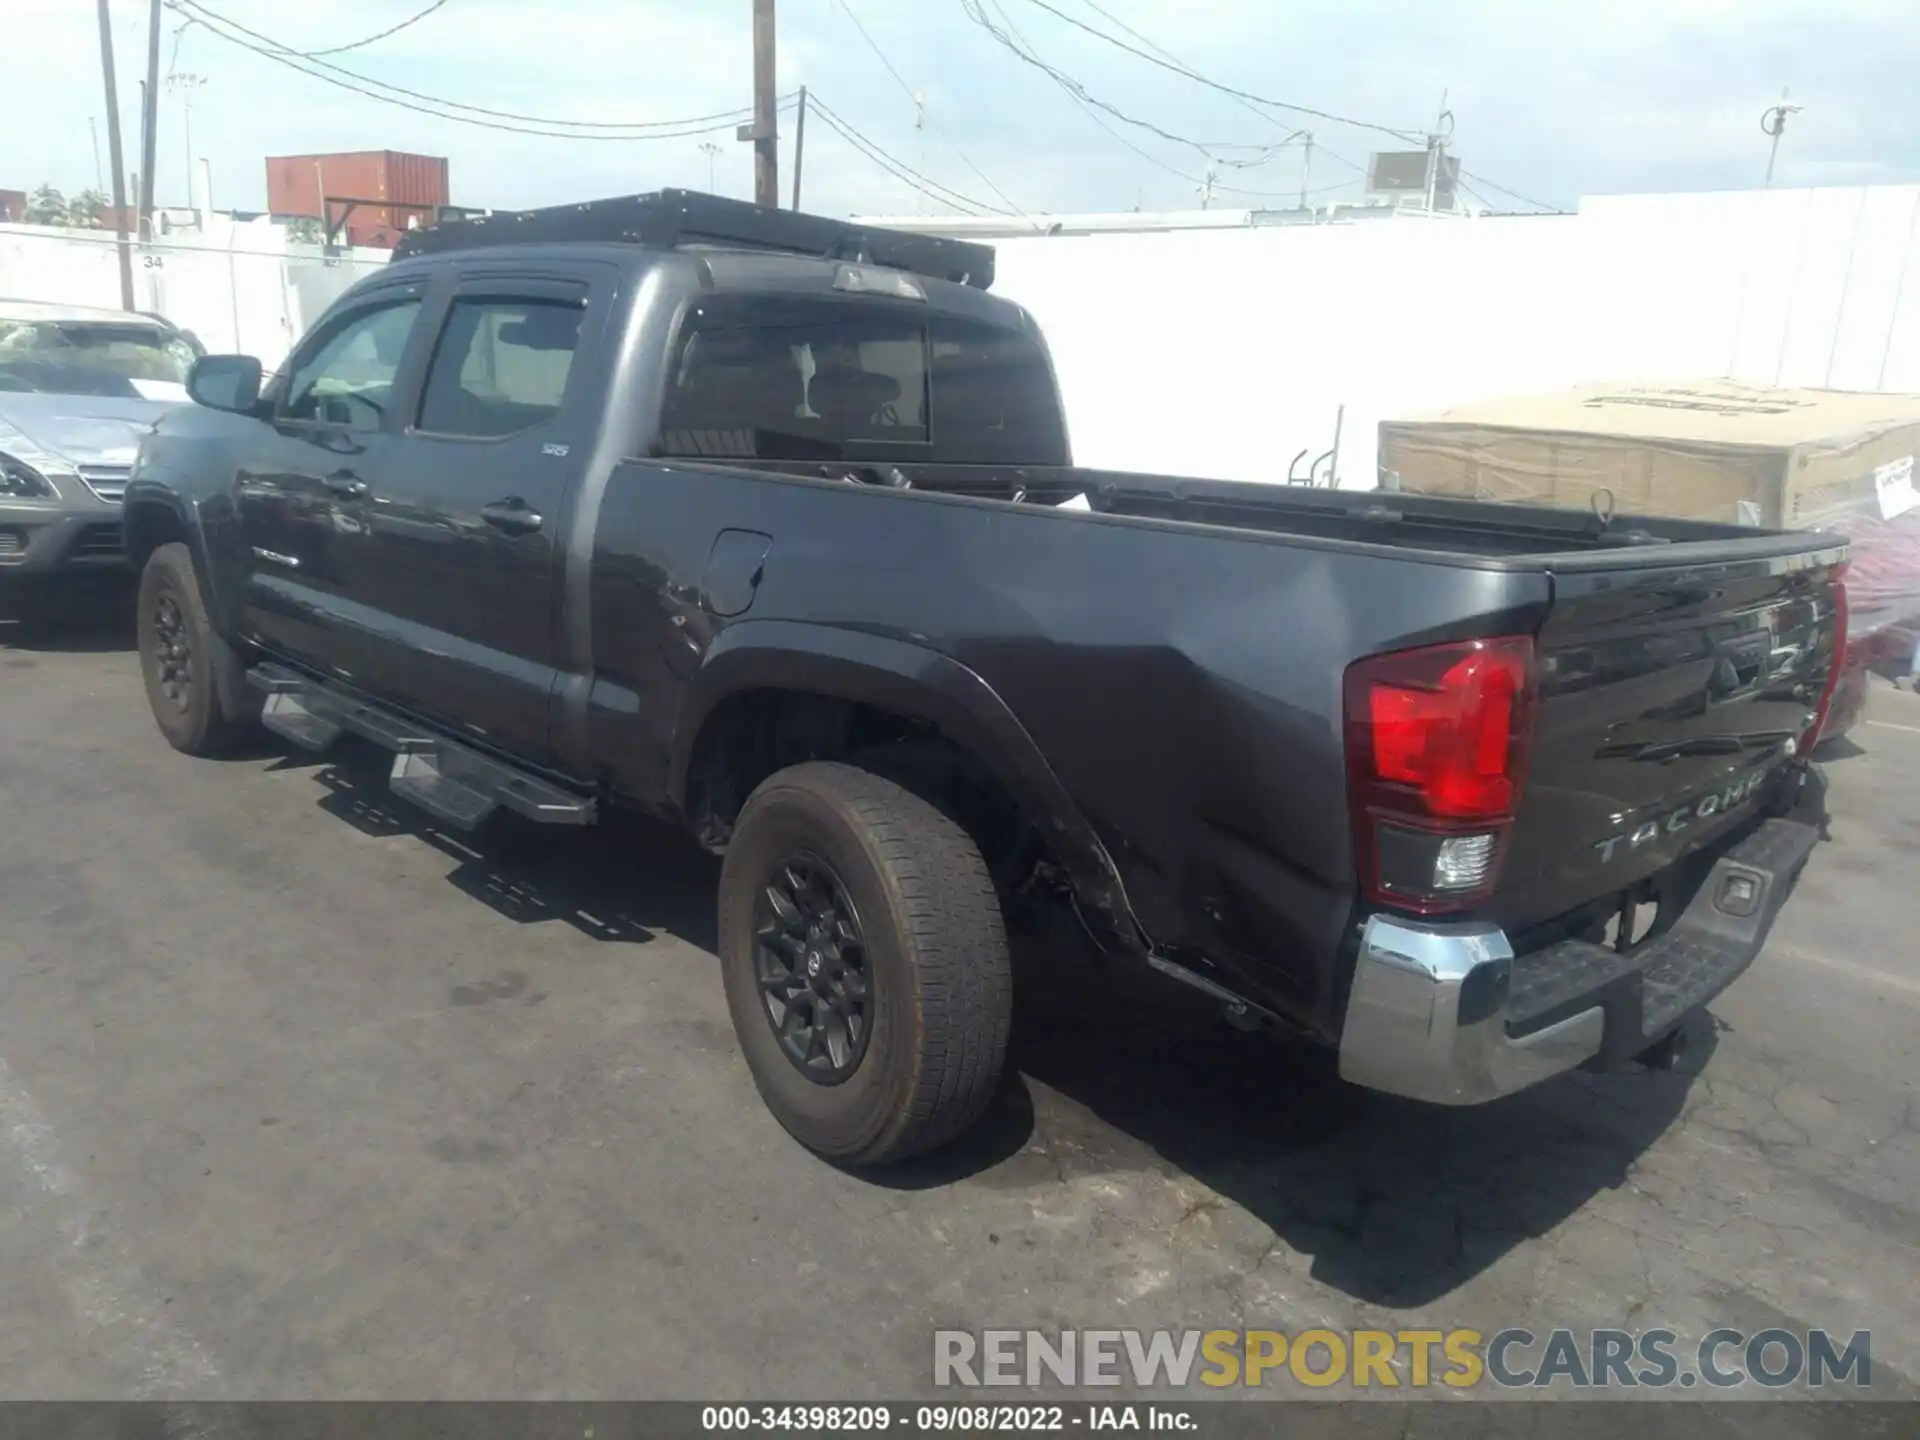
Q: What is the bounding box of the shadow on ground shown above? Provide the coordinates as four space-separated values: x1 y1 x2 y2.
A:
0 576 136 653
303 737 721 954
289 733 1700 1310
995 946 1708 1308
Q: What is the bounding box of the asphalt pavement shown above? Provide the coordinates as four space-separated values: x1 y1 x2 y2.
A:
1 585 1917 1407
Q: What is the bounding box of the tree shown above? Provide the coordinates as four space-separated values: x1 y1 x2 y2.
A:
285 217 324 244
23 185 68 225
66 189 109 228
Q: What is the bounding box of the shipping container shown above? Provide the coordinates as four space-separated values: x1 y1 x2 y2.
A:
264 151 450 248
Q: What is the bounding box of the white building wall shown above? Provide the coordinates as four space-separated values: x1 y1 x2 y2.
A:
0 215 388 370
987 185 1920 489
4 186 1920 493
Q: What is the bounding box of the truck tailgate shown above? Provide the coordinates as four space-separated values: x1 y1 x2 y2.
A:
1494 546 1846 931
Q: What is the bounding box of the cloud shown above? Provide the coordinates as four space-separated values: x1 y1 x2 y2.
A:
4 0 1916 221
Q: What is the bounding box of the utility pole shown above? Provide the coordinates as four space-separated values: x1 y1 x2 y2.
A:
791 85 808 210
96 0 135 310
1762 88 1802 187
747 0 779 207
140 0 162 236
1299 130 1313 209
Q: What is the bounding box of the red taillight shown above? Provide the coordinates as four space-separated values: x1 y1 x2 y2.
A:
1367 644 1528 817
1344 636 1536 913
1802 564 1849 752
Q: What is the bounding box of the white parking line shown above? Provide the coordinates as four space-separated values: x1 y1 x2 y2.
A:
1867 719 1920 736
0 1054 229 1415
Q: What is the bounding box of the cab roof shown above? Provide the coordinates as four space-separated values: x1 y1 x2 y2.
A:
389 189 997 291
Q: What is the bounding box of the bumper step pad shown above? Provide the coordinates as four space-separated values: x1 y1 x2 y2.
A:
1505 814 1821 1054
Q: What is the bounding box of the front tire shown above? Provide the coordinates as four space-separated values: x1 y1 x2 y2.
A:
718 761 1013 1166
136 542 252 756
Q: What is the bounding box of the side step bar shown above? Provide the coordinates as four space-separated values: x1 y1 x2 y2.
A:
246 662 596 830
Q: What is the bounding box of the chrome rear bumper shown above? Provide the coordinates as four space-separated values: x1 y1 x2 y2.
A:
1337 812 1823 1105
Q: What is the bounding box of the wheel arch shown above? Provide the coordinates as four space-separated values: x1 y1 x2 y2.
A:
672 620 1144 958
123 486 219 612
123 487 250 724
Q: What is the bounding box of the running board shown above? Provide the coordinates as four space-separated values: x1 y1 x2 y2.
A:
246 662 595 830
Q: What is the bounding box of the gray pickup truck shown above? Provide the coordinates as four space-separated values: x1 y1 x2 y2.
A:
124 192 1847 1165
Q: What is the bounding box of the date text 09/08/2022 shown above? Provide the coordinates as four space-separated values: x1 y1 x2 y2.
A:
701 1405 1194 1432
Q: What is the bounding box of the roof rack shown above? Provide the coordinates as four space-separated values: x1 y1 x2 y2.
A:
390 189 997 290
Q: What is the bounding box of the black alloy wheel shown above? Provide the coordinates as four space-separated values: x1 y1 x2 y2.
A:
150 591 194 712
754 854 873 1082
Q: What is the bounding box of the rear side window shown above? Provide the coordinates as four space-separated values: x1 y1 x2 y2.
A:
416 290 586 438
657 297 1065 464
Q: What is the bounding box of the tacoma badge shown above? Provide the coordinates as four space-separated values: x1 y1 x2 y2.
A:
1594 768 1771 864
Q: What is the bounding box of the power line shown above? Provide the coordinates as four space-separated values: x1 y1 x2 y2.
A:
970 0 1337 204
807 95 1003 215
1011 0 1423 143
955 150 1034 221
1029 1 1561 214
302 0 450 57
176 0 759 130
828 0 916 107
171 0 767 135
1454 177 1493 210
1456 168 1559 212
978 0 1194 187
1069 0 1303 168
810 112 986 216
961 0 1285 165
828 0 1034 219
807 94 1008 216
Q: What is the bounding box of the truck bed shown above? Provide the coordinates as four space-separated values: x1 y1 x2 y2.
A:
726 460 1831 562
589 456 1845 1035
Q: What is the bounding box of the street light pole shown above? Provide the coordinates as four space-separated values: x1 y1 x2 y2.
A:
96 0 135 309
169 72 205 210
791 85 808 210
1762 88 1802 187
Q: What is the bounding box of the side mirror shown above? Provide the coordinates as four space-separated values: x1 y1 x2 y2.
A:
187 354 264 415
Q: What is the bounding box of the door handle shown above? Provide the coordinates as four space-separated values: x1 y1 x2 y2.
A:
324 471 368 499
480 498 544 535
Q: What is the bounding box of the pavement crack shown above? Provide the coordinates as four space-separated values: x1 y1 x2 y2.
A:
1168 1194 1225 1236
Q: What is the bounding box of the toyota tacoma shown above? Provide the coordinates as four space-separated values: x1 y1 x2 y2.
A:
123 192 1846 1164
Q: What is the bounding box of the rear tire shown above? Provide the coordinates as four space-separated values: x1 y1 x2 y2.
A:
718 761 1013 1166
137 542 254 756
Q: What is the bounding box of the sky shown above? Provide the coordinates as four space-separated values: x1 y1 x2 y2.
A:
8 0 1920 222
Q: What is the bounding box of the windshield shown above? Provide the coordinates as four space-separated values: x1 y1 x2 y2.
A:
0 319 199 398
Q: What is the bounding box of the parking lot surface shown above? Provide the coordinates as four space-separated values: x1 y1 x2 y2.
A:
2 589 1918 1404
